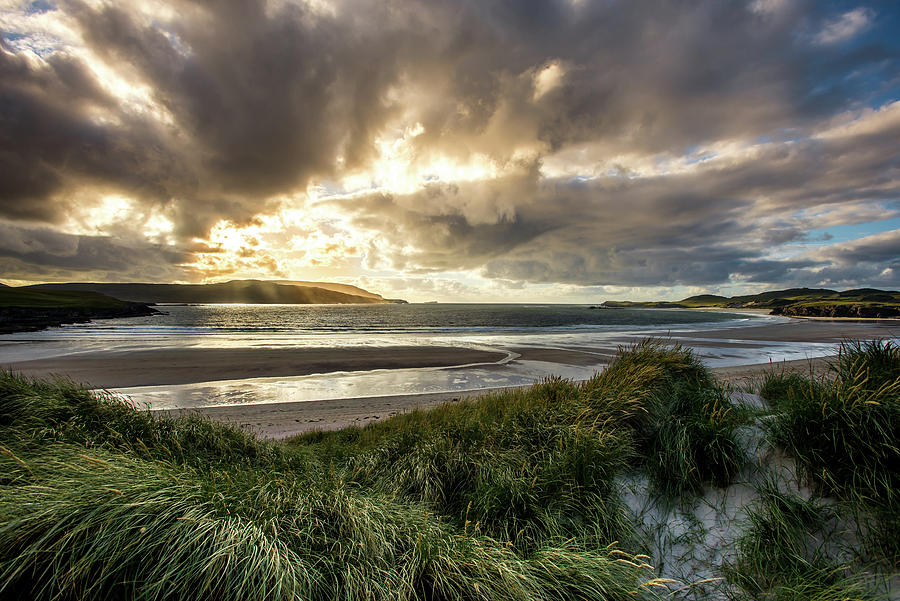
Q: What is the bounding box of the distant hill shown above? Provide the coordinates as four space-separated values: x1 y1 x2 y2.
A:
0 287 157 333
28 280 396 305
678 294 729 307
274 280 383 300
602 287 900 318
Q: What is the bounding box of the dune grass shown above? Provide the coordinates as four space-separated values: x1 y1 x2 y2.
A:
1 337 896 599
725 481 877 601
5 342 716 601
0 371 291 470
2 438 673 601
761 339 900 567
292 340 743 549
642 380 746 500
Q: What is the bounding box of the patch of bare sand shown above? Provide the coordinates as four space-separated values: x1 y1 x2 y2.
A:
711 356 831 388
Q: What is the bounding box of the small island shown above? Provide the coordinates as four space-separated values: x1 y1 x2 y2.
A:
602 287 900 318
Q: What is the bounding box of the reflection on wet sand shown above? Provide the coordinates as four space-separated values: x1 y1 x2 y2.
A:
105 317 898 411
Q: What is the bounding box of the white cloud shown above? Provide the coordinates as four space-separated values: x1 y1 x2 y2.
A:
814 7 873 45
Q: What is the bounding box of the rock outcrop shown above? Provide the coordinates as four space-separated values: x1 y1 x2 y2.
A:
0 303 158 334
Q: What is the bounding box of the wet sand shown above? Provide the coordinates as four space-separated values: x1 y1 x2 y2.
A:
4 316 894 389
157 356 833 440
673 317 900 343
4 316 896 439
3 346 508 388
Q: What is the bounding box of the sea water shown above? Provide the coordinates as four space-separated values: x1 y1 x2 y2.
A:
0 304 837 409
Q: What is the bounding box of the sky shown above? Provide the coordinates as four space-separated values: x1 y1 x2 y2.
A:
1 0 899 302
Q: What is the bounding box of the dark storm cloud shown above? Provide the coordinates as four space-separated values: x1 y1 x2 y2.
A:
333 102 900 286
0 0 898 284
816 230 900 266
0 33 198 219
1 0 414 235
0 221 190 279
766 230 900 288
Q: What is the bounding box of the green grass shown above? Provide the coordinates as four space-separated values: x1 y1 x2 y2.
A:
0 372 288 470
643 381 746 500
759 370 820 407
4 348 702 600
2 442 662 601
725 482 877 601
785 300 898 309
1 338 896 599
604 287 900 314
293 340 741 547
762 340 900 566
0 287 132 309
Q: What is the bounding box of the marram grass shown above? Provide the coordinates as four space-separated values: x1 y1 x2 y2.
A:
723 480 877 601
0 439 662 600
2 343 709 601
762 339 900 566
1 338 897 599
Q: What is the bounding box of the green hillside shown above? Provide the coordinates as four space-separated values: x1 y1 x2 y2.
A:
29 280 392 305
603 287 900 317
0 288 157 334
0 287 132 309
676 294 729 307
275 280 384 300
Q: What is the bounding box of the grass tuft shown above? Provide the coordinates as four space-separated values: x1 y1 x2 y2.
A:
762 339 900 566
644 381 746 499
724 481 877 600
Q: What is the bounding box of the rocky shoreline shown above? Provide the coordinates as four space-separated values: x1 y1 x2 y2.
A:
771 303 900 318
0 303 159 334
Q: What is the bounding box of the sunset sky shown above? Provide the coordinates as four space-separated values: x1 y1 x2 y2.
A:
1 0 899 302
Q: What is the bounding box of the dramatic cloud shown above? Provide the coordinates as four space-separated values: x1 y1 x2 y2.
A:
0 221 189 281
0 0 898 299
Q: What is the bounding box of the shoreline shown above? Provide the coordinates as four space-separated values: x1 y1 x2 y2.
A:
5 315 896 389
157 356 833 440
2 345 509 388
4 316 898 439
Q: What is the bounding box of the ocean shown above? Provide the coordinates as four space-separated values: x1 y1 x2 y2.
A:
0 304 838 409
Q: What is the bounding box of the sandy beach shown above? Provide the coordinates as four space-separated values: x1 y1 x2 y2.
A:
2 346 509 388
154 356 830 440
3 316 897 439
153 318 895 439
678 317 900 342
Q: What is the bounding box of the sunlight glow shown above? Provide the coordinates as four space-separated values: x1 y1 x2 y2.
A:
186 207 369 281
338 122 501 195
533 61 565 101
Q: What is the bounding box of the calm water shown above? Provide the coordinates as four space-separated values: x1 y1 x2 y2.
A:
1 303 834 409
0 303 759 356
12 303 748 336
